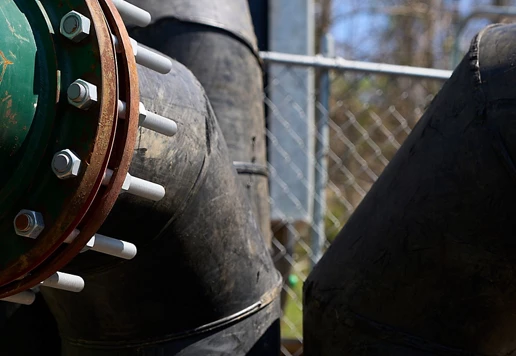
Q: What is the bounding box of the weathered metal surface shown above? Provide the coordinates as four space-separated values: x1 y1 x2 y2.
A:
88 0 140 221
0 0 38 161
0 0 143 297
0 0 60 279
0 0 117 296
7 0 143 295
0 0 58 227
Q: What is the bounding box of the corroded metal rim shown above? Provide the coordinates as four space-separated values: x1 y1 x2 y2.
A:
77 0 140 252
0 0 119 297
5 0 143 295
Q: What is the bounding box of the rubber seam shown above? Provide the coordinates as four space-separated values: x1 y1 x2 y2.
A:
60 272 282 349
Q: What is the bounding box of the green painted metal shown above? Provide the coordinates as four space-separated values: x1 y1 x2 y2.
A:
0 1 38 161
0 0 112 275
0 0 59 266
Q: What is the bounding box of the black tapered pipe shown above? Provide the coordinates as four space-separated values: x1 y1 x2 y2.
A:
41 61 281 355
304 23 516 355
0 297 60 355
127 0 272 247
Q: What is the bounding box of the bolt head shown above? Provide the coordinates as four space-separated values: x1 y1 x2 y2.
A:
14 210 45 239
67 79 97 110
53 154 71 173
68 82 87 103
60 11 91 43
52 149 81 179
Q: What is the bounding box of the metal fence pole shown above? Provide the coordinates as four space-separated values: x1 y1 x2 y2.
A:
311 33 335 268
260 51 452 80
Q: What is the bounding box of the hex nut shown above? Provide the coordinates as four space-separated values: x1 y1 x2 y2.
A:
60 11 91 43
52 149 82 180
14 210 45 239
67 79 98 110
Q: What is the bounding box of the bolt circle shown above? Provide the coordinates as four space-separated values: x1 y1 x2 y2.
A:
14 214 33 232
13 210 45 239
67 80 97 110
51 150 82 179
67 82 87 103
52 153 71 173
60 11 91 43
63 15 79 35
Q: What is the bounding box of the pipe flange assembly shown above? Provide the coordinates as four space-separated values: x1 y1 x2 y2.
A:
0 0 175 303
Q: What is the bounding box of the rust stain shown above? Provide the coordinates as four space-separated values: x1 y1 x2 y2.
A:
4 17 29 43
2 92 11 103
0 0 120 298
4 95 17 124
0 51 13 84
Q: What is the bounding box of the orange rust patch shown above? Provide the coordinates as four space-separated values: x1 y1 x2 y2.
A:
3 95 17 124
0 51 13 84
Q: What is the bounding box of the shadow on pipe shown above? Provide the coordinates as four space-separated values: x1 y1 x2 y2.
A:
304 23 516 355
42 62 282 355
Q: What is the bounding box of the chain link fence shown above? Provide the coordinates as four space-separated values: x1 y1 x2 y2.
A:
262 52 451 355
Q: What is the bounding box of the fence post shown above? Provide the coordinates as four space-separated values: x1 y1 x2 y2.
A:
311 33 335 268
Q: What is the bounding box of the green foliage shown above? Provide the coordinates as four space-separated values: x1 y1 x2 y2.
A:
280 274 304 339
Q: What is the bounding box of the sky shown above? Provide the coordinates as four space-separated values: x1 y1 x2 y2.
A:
328 0 516 69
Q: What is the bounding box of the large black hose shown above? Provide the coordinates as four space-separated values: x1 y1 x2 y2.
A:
0 296 59 355
127 0 272 247
40 62 281 355
304 23 516 355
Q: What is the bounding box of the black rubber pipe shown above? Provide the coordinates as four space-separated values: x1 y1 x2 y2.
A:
128 0 272 247
41 62 281 355
0 296 60 355
304 23 516 355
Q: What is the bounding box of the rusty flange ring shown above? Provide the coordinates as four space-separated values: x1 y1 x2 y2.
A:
0 0 143 297
76 0 141 254
0 0 121 297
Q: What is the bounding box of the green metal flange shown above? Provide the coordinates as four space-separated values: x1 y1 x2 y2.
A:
0 0 39 162
0 0 59 264
0 0 145 297
0 0 119 289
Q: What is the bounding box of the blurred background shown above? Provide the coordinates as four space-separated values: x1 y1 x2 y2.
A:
256 1 516 355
